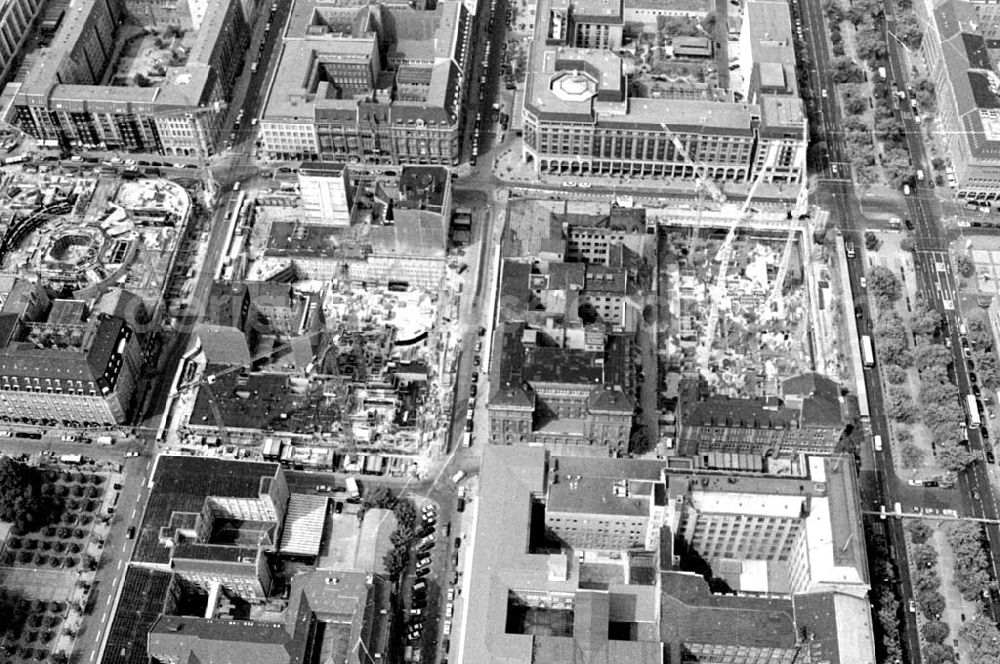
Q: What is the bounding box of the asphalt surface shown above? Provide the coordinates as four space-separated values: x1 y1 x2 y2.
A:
794 0 924 659
882 0 1000 625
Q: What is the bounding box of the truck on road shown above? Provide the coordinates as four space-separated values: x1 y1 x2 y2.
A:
345 476 360 500
59 454 82 465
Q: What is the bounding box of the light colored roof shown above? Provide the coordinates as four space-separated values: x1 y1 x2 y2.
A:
279 493 328 556
459 446 662 664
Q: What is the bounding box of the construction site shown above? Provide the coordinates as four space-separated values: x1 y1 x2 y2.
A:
659 215 812 387
0 171 189 312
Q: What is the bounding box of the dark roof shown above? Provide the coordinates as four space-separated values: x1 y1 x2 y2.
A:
100 567 173 664
134 457 279 565
964 32 992 70
148 617 296 664
968 71 1000 110
686 396 798 429
190 370 343 434
522 346 604 384
792 593 842 663
659 572 798 649
782 372 843 427
488 322 534 409
498 261 532 322
0 313 131 393
172 543 260 564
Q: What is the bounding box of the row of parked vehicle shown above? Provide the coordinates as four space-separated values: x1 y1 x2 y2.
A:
406 504 439 644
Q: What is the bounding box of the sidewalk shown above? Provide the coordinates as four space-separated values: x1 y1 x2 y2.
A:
931 527 977 661
491 137 804 203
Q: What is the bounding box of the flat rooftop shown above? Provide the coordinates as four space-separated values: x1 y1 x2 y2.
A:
263 0 463 125
134 457 279 565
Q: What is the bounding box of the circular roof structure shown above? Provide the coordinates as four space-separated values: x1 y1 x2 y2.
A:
550 70 598 102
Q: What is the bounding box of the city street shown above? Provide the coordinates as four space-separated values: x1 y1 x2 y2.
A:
795 0 922 658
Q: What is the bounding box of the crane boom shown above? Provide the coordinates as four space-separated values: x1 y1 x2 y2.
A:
701 146 777 370
660 124 727 205
767 228 796 307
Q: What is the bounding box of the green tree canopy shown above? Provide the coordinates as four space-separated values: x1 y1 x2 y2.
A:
885 385 917 423
957 254 976 278
0 457 46 532
962 617 1000 664
868 265 902 306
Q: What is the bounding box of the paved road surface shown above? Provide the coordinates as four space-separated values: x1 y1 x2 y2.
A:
796 0 923 659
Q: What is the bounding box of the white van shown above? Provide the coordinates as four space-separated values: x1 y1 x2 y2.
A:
873 435 883 452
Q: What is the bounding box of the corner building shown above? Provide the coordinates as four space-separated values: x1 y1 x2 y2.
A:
260 0 472 165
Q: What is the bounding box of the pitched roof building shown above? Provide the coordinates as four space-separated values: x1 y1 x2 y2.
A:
679 372 846 473
919 0 1000 200
0 296 141 426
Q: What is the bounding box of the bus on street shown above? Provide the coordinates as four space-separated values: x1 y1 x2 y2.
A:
861 335 875 367
967 394 982 428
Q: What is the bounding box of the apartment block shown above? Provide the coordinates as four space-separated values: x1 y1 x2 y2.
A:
260 166 450 289
260 0 472 165
545 456 666 551
298 163 352 225
488 320 635 455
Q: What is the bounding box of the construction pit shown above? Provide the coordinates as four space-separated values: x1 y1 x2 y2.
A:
657 209 842 399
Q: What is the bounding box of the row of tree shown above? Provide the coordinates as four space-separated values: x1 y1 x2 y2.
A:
965 311 1000 391
867 267 976 471
866 519 904 662
907 517 1000 664
363 488 422 580
906 521 956 664
945 521 995 602
0 457 55 533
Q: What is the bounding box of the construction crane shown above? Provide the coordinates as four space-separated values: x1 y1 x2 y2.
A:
700 144 778 371
198 380 231 445
766 230 796 311
660 123 727 206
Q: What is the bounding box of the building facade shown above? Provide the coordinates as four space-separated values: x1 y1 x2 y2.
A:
679 373 845 472
917 0 1000 201
487 322 635 455
0 0 44 88
260 0 472 166
10 0 248 156
520 0 806 183
0 308 142 425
